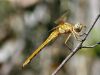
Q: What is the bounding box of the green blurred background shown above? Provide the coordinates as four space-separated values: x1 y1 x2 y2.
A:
0 0 100 75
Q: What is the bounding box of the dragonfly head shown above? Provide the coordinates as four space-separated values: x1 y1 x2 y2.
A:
74 23 86 32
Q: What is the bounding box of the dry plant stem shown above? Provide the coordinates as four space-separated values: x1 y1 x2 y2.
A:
52 14 100 75
82 42 100 48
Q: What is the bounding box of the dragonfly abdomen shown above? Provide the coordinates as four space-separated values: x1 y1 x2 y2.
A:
22 30 59 67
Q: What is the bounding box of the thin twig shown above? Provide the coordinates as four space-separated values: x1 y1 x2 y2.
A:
82 42 100 48
52 14 100 75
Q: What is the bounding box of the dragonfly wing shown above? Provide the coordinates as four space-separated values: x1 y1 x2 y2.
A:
65 33 71 44
54 10 70 24
65 33 74 51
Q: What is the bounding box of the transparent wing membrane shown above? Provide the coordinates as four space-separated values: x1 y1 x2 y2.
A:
54 10 70 24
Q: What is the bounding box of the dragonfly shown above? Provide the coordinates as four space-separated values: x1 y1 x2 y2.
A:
22 12 86 67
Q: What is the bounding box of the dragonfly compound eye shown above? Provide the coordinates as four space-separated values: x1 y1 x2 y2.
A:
74 23 83 32
75 23 80 29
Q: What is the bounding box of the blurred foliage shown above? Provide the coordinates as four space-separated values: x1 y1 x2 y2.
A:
0 1 16 22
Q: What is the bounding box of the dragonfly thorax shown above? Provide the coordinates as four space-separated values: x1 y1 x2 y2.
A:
58 24 71 34
59 27 66 33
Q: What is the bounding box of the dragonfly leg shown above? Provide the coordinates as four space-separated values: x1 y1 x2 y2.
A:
65 43 72 51
65 34 72 51
75 32 87 37
71 31 82 42
78 33 87 36
73 29 87 37
65 34 71 44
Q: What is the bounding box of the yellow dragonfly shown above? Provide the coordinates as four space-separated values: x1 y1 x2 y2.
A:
22 12 86 67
